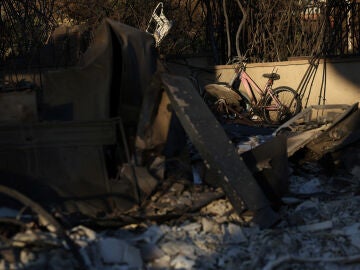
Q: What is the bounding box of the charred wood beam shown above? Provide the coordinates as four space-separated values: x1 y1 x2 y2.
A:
161 73 279 228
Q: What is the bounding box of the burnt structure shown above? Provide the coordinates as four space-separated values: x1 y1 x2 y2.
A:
0 19 290 228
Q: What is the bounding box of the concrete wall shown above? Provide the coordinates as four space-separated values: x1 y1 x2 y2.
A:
211 57 360 107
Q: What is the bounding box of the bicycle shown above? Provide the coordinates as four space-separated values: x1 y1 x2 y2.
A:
204 57 302 125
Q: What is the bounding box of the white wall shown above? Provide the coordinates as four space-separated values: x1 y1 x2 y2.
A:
211 58 360 107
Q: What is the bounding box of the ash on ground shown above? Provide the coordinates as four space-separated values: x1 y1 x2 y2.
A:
1 142 360 270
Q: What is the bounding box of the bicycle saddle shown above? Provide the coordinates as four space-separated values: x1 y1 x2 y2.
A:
263 73 280 80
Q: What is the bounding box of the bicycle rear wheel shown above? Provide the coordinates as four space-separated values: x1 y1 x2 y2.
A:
263 86 301 125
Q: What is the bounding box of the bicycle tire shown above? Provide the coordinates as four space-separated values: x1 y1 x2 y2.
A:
263 86 302 125
203 83 250 113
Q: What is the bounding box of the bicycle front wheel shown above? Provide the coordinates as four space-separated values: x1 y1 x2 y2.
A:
263 86 301 125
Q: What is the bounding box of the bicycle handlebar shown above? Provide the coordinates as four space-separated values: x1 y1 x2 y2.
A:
227 56 247 65
227 56 247 73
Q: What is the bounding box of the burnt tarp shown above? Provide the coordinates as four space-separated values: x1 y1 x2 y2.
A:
0 19 160 218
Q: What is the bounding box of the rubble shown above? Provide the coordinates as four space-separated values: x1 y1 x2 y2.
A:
274 103 360 157
0 147 359 270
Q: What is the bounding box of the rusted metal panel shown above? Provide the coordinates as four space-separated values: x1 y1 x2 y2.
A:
161 73 279 228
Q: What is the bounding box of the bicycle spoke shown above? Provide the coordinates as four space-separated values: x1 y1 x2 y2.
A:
263 87 302 125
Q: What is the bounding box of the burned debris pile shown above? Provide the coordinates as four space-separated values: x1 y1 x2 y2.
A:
0 17 359 269
0 156 360 269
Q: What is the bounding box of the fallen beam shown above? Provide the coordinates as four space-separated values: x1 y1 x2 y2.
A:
161 73 279 228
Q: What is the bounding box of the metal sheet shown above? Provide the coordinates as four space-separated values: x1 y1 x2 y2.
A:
307 108 360 155
274 103 358 157
161 73 279 228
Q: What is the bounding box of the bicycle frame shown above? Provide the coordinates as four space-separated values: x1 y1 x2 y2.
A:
203 58 301 124
232 65 284 112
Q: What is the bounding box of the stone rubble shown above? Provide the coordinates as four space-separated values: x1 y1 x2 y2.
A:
0 147 360 270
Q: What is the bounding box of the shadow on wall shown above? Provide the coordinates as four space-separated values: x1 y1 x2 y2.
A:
296 57 360 106
330 58 360 82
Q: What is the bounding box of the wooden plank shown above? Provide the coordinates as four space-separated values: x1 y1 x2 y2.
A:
161 73 279 228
